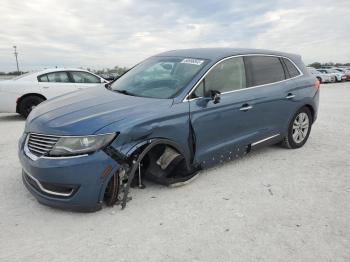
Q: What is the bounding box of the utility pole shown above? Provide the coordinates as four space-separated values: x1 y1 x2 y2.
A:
13 46 20 74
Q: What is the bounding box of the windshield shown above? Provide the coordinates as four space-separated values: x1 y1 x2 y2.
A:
111 56 208 99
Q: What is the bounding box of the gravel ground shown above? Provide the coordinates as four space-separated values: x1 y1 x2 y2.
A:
0 82 349 262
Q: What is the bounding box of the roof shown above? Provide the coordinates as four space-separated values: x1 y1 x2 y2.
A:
155 48 300 61
38 68 90 74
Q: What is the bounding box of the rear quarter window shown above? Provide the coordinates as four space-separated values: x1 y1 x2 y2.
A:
38 74 49 82
244 56 286 87
283 58 300 78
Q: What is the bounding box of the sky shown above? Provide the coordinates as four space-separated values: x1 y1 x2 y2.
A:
0 0 349 72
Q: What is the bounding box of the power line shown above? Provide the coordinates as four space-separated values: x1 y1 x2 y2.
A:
13 46 20 74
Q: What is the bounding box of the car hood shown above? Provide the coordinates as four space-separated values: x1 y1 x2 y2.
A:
26 88 173 135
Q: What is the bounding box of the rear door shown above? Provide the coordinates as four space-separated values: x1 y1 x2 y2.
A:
37 71 77 99
243 55 298 142
68 71 103 89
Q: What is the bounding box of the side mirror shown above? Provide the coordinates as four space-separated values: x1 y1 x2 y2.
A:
210 90 221 104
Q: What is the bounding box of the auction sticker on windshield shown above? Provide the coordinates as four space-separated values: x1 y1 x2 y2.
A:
180 58 204 65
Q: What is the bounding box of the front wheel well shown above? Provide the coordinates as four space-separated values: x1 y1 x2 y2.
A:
103 141 190 207
16 93 47 113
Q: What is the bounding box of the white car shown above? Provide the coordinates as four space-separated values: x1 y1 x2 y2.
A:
333 68 350 81
317 68 345 82
0 68 107 117
307 67 334 83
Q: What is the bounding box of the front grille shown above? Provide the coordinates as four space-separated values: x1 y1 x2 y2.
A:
27 133 60 156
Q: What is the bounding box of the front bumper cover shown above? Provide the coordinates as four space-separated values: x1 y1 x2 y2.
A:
19 144 119 212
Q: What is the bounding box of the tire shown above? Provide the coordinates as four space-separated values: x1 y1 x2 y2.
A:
104 172 120 206
18 96 45 118
281 107 312 149
316 77 322 84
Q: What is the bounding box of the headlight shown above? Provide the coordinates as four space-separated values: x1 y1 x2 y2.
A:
49 133 117 156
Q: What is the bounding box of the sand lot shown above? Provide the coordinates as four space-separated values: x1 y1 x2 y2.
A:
0 82 349 262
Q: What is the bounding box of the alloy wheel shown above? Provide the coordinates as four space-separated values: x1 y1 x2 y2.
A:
292 112 309 144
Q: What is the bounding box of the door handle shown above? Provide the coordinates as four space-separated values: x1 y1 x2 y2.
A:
285 93 295 99
240 104 253 111
42 86 49 89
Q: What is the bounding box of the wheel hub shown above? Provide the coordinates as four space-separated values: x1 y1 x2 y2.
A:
292 112 309 144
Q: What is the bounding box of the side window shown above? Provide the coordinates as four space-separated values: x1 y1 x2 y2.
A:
189 57 246 99
38 74 49 82
204 57 246 94
245 56 285 87
71 71 101 83
38 72 70 83
283 58 300 78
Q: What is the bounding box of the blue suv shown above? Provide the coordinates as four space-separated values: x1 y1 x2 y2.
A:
18 48 320 211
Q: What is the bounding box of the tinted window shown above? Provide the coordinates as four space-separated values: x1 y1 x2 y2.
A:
38 74 49 82
38 72 70 83
245 56 285 86
204 57 246 94
283 58 300 78
71 71 101 83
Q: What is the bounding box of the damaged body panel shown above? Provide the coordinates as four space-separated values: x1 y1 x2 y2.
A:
18 48 319 211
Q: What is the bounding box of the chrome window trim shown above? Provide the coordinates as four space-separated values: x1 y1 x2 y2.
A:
23 169 74 197
183 54 303 102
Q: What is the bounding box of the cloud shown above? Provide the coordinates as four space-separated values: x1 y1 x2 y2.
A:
0 0 349 72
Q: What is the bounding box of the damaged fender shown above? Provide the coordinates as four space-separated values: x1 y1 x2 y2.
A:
103 137 198 209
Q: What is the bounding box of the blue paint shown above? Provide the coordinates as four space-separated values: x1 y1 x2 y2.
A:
19 48 319 211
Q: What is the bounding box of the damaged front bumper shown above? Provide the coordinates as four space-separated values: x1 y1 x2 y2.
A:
19 146 119 212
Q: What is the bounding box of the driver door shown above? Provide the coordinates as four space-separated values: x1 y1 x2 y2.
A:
189 57 259 167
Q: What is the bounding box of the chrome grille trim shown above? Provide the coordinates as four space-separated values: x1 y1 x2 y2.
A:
30 135 59 141
27 140 55 148
27 147 46 155
29 137 58 144
23 133 89 161
27 133 59 157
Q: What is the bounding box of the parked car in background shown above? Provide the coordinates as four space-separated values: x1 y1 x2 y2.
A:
18 48 319 211
100 73 120 81
307 67 334 83
317 68 345 82
0 68 107 117
333 68 350 81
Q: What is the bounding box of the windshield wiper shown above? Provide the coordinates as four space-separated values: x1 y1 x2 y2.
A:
114 89 136 96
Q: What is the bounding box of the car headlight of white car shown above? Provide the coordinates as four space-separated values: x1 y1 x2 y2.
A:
49 133 117 156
